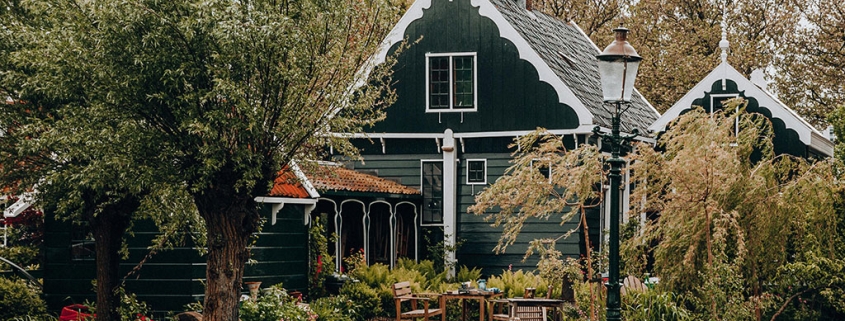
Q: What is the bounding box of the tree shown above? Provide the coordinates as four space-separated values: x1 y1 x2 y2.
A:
626 0 802 113
772 0 845 127
529 0 828 120
2 1 399 320
625 101 844 320
471 99 845 319
0 3 169 319
467 130 607 319
531 0 627 38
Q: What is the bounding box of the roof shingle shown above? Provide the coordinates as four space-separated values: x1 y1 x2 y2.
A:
270 164 420 198
490 0 659 133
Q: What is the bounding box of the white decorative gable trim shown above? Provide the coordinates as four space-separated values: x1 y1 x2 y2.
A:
649 61 832 157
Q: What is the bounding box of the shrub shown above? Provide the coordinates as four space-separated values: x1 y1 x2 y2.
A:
486 270 548 298
309 220 334 300
240 284 311 321
310 295 355 321
0 245 40 270
339 282 382 321
0 277 48 320
623 290 692 321
350 263 394 288
453 265 482 283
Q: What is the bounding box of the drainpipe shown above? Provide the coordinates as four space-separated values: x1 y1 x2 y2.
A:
441 129 458 276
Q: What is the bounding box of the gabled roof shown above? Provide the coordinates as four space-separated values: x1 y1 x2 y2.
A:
488 0 658 134
370 0 658 134
650 61 833 157
270 164 420 198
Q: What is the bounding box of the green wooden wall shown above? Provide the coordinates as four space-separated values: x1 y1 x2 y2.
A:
42 203 308 314
368 0 580 134
349 149 598 277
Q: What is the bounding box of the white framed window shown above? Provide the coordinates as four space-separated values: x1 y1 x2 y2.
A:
426 52 477 112
466 159 487 185
711 93 741 137
530 159 552 183
420 160 444 225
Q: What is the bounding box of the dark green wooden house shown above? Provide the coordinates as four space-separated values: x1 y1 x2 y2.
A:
40 197 313 314
35 162 419 314
335 0 659 276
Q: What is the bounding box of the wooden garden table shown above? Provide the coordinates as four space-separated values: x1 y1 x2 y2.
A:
441 290 502 321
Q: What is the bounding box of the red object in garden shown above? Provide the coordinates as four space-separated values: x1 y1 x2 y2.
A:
60 304 93 321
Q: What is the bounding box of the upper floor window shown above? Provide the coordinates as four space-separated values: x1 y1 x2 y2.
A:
426 53 477 112
466 159 487 184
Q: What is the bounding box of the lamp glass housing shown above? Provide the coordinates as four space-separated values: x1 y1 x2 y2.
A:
598 58 640 103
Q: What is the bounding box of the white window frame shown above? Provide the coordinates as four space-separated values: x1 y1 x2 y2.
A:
711 93 741 138
425 52 478 113
420 159 445 226
465 159 487 185
530 159 552 183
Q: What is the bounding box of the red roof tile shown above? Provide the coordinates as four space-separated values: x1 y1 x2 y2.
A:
307 166 420 195
269 166 311 198
270 164 419 197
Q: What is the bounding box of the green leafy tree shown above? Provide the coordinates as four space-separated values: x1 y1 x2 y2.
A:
1 1 398 320
0 3 169 318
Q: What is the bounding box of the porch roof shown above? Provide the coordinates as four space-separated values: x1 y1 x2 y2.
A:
271 164 420 198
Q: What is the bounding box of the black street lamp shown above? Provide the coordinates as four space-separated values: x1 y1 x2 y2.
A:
593 25 642 321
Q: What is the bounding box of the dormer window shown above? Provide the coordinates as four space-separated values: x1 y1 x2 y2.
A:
426 52 477 112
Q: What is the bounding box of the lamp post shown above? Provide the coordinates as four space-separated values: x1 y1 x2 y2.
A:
593 25 642 321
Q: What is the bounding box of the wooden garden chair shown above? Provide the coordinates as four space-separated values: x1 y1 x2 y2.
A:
393 281 444 321
489 285 549 321
620 275 647 296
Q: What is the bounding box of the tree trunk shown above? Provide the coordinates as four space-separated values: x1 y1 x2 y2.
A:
87 195 137 321
197 197 258 321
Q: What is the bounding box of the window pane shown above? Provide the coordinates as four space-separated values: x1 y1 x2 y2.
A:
455 94 473 107
422 162 443 224
429 57 450 109
468 161 485 183
452 56 473 108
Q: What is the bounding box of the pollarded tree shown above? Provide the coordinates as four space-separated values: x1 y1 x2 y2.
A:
1 0 399 320
0 4 172 320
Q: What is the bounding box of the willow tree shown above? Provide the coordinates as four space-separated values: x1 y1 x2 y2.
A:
0 0 399 320
626 100 844 320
